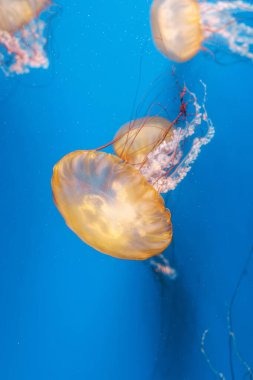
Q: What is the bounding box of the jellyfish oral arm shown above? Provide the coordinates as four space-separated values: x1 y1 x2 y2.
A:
200 1 253 61
0 20 49 75
139 82 215 193
0 0 51 75
150 254 177 278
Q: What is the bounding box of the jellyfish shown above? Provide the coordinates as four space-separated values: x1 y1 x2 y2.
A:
151 0 253 62
0 0 51 75
114 82 214 193
52 150 173 260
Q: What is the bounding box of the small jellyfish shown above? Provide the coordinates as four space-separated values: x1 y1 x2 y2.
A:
52 150 173 260
0 0 51 75
114 82 214 193
151 0 253 62
151 0 202 62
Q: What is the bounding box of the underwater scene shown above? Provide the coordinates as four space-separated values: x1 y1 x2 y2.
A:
0 1 253 379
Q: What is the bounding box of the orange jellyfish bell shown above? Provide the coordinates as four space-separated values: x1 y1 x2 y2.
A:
52 150 172 260
151 0 203 62
0 0 49 33
114 116 173 166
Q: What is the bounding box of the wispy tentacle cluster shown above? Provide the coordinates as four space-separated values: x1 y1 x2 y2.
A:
139 82 215 193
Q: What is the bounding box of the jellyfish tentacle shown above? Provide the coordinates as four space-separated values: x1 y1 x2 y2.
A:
201 246 253 379
200 1 253 61
201 329 227 380
227 245 253 380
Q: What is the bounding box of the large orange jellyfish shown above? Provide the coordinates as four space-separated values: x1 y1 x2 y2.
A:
0 0 51 75
151 0 253 62
52 151 172 260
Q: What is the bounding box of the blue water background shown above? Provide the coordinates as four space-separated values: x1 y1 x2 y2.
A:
0 1 252 379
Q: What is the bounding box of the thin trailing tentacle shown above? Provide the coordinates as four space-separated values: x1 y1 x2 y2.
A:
201 246 253 379
201 329 227 380
227 245 253 380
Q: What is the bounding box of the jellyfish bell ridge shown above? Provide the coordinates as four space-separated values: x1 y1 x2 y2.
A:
113 116 174 166
52 150 173 260
0 0 49 34
151 0 203 62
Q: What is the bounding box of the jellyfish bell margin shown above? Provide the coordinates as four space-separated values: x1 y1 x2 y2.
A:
151 0 253 63
51 150 173 261
0 0 53 75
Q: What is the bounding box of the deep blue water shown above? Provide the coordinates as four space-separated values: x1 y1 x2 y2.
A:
0 1 253 379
